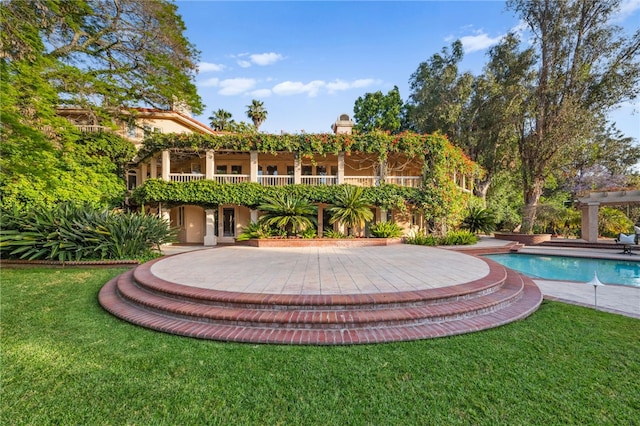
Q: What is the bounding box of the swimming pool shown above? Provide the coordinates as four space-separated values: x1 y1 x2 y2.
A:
484 253 640 287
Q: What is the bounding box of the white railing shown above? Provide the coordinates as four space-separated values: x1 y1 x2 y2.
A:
301 175 338 186
213 174 250 184
75 125 109 133
385 176 422 187
259 175 294 186
344 176 379 187
169 173 205 183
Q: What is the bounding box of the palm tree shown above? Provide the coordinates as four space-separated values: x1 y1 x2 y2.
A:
246 99 268 130
258 194 317 237
327 185 374 236
208 109 233 131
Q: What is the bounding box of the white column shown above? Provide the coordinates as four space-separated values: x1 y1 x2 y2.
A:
150 155 157 179
250 151 259 183
250 209 258 223
294 154 301 184
205 150 214 180
160 205 171 223
161 150 170 181
204 208 217 246
317 204 324 237
581 202 600 243
140 163 148 184
380 209 388 223
337 152 345 184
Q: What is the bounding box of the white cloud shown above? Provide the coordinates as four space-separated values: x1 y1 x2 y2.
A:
199 62 225 72
237 60 252 68
250 88 272 98
218 78 257 96
199 77 219 87
273 80 325 97
460 31 505 53
250 52 284 66
325 78 380 94
619 0 640 17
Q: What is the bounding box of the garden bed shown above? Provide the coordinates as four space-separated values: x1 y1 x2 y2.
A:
235 238 403 248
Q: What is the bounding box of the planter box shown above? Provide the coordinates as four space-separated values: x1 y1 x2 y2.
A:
493 233 551 246
236 238 403 248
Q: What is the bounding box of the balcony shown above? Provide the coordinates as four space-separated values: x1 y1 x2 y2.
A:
167 174 426 188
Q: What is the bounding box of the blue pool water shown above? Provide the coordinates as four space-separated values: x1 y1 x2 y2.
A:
484 254 640 287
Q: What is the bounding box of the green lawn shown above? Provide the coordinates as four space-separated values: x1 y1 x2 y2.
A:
2 267 639 425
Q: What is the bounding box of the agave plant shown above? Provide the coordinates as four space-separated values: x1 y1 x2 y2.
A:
462 206 496 234
257 194 317 237
368 221 403 238
326 185 374 236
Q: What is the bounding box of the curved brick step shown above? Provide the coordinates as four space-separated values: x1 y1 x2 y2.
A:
98 255 543 344
131 256 509 309
113 268 524 329
99 270 541 345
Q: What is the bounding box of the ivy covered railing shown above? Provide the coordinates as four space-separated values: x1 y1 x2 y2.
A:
136 130 479 178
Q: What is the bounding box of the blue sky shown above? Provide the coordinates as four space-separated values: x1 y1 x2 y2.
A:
177 0 640 143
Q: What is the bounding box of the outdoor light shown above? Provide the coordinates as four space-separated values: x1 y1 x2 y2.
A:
587 272 605 309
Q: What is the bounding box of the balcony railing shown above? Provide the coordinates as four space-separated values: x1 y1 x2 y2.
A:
213 174 251 184
385 176 422 188
259 175 294 186
169 173 205 183
301 175 337 185
344 176 379 187
164 174 470 190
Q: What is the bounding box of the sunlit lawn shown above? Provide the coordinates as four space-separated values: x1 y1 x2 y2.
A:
2 267 639 425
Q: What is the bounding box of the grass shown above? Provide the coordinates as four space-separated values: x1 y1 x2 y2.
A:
2 267 639 425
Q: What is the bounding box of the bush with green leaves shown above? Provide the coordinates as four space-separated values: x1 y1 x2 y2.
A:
326 185 374 236
257 194 317 237
300 227 317 239
0 203 177 261
236 221 273 241
404 233 439 246
368 222 403 238
439 230 479 245
598 207 635 238
462 206 496 234
323 228 346 239
404 230 478 246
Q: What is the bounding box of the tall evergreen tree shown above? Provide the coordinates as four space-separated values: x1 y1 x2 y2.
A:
353 86 404 133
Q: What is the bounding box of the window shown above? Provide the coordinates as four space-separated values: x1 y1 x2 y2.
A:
302 165 312 176
216 165 228 174
331 166 338 176
191 163 202 174
127 172 137 190
143 125 152 137
266 165 278 175
177 206 185 227
287 166 294 176
231 165 242 174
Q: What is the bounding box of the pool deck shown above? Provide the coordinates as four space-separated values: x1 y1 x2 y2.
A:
160 237 639 319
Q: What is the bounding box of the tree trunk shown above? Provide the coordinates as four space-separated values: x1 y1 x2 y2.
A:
520 177 544 234
473 176 492 202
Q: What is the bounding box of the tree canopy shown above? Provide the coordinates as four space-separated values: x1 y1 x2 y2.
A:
353 86 404 133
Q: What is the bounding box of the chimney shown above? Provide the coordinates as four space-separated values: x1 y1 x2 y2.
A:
331 113 354 134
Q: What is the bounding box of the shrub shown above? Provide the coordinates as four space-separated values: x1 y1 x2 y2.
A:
404 233 438 246
236 222 273 241
0 203 177 261
439 230 479 246
300 227 317 239
462 206 495 234
323 228 345 239
369 222 403 238
598 207 634 238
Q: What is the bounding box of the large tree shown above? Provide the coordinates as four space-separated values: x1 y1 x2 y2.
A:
407 41 475 137
507 0 640 233
462 34 535 200
353 86 404 133
1 0 203 117
246 99 268 130
0 0 201 208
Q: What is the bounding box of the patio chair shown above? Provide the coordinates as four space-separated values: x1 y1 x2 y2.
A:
615 232 637 255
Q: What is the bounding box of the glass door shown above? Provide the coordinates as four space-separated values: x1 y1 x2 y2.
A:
223 208 235 237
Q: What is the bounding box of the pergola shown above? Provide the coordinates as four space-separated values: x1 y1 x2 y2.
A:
578 189 640 242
